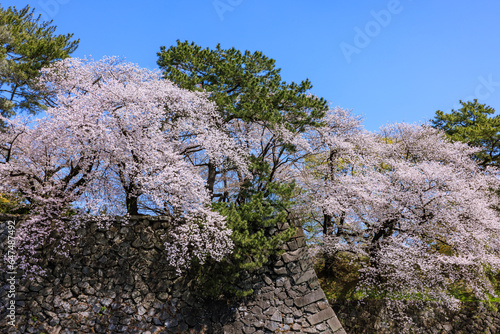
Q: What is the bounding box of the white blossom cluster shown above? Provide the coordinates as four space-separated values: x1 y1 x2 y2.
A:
2 57 499 301
0 57 248 274
299 108 500 306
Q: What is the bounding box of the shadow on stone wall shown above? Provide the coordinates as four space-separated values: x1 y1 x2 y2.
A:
331 299 500 334
0 214 346 334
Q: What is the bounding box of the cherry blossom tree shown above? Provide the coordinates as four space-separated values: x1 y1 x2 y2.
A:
0 57 247 275
157 42 333 296
300 109 500 306
157 41 328 203
3 53 499 307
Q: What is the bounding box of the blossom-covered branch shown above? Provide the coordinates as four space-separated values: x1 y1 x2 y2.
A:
0 57 248 275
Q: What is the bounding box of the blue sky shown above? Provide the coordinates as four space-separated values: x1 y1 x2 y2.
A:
7 0 500 131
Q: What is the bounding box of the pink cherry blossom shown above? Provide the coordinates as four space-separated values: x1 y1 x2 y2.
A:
0 57 247 275
299 109 500 306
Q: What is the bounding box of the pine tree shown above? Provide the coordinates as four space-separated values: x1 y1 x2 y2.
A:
157 40 327 198
431 99 500 167
0 5 78 120
157 40 327 296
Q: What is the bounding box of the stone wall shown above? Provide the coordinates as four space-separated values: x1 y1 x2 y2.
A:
331 299 500 334
0 214 346 334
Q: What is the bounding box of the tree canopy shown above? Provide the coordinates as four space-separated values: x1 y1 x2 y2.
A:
1 36 499 306
431 99 500 168
157 40 329 295
299 111 500 305
157 40 328 199
0 5 78 120
0 57 241 275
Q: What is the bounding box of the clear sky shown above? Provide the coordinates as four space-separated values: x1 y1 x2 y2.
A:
6 0 500 131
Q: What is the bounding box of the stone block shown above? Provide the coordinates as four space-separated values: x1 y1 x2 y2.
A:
327 315 343 332
299 259 313 271
274 267 287 275
294 227 305 238
263 306 277 316
264 320 280 332
293 269 316 285
296 236 306 247
287 240 298 251
306 307 335 325
287 262 301 274
294 289 326 308
282 248 304 263
277 222 290 231
276 277 287 287
275 260 285 267
304 303 320 314
270 310 282 322
317 300 329 310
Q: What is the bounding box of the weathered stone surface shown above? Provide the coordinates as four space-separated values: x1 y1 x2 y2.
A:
327 315 343 332
294 269 317 284
0 214 345 334
308 308 335 325
264 320 280 331
282 248 303 263
295 289 326 308
274 267 287 275
331 299 500 334
270 310 282 322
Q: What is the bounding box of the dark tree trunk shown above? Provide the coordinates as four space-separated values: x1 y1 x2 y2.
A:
126 194 139 215
207 161 217 199
323 213 333 236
